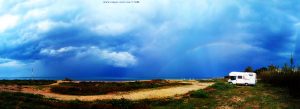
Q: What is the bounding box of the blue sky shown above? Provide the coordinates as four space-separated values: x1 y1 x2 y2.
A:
0 0 300 78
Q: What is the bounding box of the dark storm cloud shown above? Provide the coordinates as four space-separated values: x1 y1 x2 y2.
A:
0 0 299 78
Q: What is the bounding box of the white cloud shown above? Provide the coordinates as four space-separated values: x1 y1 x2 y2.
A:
40 46 137 67
11 20 69 46
0 14 19 33
24 8 49 20
0 58 24 67
35 20 69 32
29 20 69 32
40 46 77 56
72 46 138 67
92 22 129 36
36 20 55 31
100 50 137 67
20 0 48 7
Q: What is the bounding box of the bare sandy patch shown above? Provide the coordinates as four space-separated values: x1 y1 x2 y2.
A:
230 96 244 103
216 105 233 109
0 80 213 101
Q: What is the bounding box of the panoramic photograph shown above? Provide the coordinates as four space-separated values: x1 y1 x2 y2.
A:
0 0 300 108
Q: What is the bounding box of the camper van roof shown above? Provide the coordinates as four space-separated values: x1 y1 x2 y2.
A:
229 72 255 75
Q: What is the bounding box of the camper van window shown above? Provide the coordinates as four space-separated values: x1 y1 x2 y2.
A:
249 74 253 76
230 76 236 80
238 76 243 79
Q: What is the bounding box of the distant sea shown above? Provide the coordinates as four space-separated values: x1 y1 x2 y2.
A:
0 76 216 81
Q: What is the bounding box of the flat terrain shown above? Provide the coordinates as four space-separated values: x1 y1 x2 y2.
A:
0 80 213 101
1 80 300 109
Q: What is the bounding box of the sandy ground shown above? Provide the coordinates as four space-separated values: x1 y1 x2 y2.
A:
0 80 213 101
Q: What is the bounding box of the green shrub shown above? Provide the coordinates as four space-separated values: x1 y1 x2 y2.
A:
210 82 235 90
109 98 134 109
190 89 208 98
51 81 190 95
197 79 215 82
63 78 73 81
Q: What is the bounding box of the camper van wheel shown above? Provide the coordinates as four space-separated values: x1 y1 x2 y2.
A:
245 83 248 86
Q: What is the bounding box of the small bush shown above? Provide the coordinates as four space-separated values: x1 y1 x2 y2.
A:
210 82 235 90
197 79 215 82
110 98 134 109
63 78 73 81
190 89 209 98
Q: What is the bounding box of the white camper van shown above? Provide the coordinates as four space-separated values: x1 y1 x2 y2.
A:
228 72 257 85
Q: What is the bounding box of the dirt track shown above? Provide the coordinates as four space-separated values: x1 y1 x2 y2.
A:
0 80 213 101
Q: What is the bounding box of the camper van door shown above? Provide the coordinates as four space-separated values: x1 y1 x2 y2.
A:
236 75 244 84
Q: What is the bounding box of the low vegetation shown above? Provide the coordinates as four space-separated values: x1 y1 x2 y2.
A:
0 80 56 85
0 91 150 109
209 81 235 90
197 79 217 82
153 81 300 108
50 79 190 95
190 89 208 98
255 55 300 98
1 80 299 109
63 77 73 81
260 69 300 97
